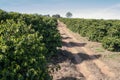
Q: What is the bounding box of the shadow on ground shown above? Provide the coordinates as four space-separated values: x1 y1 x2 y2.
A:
51 49 101 65
50 38 101 80
62 36 86 47
62 41 86 48
58 77 84 80
51 41 101 65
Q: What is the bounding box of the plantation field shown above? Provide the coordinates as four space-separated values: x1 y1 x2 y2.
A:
1 9 120 80
60 18 120 51
51 21 120 80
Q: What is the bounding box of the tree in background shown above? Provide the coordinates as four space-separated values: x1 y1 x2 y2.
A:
52 14 61 18
66 12 72 18
43 14 50 17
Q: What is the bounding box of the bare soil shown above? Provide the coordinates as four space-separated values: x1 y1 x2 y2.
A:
51 21 120 80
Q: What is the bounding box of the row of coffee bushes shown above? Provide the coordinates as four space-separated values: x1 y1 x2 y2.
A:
0 9 61 80
60 18 120 51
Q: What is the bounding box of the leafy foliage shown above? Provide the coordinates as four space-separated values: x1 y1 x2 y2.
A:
60 18 120 51
0 9 61 80
102 37 120 51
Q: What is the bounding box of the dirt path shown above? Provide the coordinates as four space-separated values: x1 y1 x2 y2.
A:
51 21 117 80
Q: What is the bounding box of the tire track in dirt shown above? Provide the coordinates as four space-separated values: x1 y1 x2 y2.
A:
82 47 115 78
64 34 107 80
58 20 115 80
58 22 97 80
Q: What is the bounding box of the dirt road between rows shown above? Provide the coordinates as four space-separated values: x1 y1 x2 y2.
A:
52 21 120 80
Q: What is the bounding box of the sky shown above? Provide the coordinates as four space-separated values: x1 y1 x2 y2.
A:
0 0 120 19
